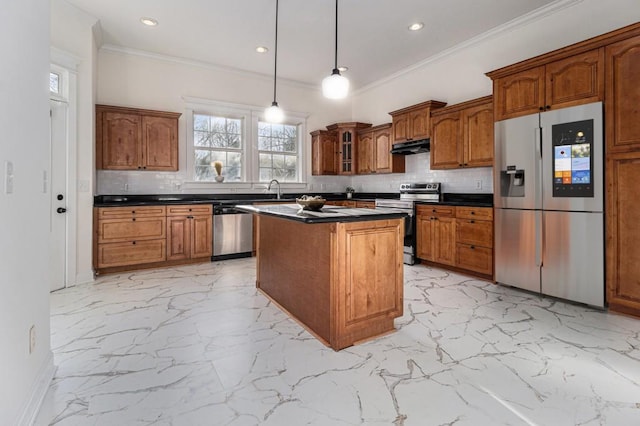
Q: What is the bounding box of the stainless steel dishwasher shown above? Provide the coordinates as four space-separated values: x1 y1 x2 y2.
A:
212 204 253 260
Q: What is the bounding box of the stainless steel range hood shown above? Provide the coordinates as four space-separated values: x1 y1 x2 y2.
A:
390 139 430 155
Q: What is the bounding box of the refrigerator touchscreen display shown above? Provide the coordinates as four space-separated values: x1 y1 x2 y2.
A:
552 119 594 198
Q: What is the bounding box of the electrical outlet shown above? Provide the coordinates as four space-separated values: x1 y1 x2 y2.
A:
475 179 483 190
5 161 14 194
29 325 36 354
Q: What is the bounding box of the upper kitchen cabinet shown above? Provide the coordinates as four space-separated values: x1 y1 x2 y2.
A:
605 35 640 153
357 123 405 174
96 105 181 171
326 122 372 175
430 96 493 169
389 100 446 143
310 129 338 175
489 48 604 121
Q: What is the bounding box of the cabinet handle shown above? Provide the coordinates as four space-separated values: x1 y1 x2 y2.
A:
470 245 475 249
470 220 475 224
132 241 136 245
143 166 147 170
137 166 142 169
187 215 194 219
432 209 436 213
470 211 475 215
539 106 545 111
132 210 136 214
132 218 136 221
459 163 463 167
545 105 551 110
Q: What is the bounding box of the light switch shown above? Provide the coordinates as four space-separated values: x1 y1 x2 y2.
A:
4 161 14 194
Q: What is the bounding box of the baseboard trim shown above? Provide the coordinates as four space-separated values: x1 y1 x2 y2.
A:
16 351 56 426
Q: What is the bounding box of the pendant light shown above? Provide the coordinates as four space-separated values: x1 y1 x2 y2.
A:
264 0 285 123
322 0 349 99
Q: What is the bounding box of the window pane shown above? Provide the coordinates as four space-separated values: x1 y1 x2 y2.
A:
193 113 244 182
194 130 210 147
194 114 209 131
257 121 298 182
49 72 59 94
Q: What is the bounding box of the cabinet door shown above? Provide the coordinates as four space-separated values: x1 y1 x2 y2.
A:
312 131 337 175
408 107 430 140
143 115 178 171
545 48 604 111
392 113 408 143
462 102 494 167
433 217 456 266
606 155 640 315
606 35 640 153
416 215 434 261
374 127 400 173
356 131 373 174
101 112 142 169
191 215 213 258
493 66 545 121
338 129 356 175
167 216 190 261
430 112 461 169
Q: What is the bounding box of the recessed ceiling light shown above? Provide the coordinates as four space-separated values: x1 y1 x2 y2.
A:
408 22 424 31
256 46 269 54
338 66 348 72
140 17 158 27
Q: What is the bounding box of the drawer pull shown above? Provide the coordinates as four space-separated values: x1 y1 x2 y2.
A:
470 220 475 224
432 209 436 213
132 241 136 245
132 210 136 214
470 245 475 249
470 211 475 215
132 218 136 222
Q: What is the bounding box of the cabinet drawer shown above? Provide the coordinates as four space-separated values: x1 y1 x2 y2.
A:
97 206 166 219
166 204 213 216
457 220 493 247
97 239 166 268
456 243 493 276
98 217 166 243
416 205 455 217
456 206 493 220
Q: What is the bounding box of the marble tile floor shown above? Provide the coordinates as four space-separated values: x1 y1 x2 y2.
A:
34 258 640 426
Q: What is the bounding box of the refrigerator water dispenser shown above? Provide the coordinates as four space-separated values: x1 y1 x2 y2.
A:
500 168 525 197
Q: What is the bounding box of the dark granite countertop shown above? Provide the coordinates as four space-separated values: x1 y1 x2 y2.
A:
235 203 407 224
93 192 399 207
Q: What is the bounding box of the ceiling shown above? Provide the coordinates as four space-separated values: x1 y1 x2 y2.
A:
63 0 558 90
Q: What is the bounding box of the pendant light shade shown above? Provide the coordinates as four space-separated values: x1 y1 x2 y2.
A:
264 0 284 123
323 0 349 99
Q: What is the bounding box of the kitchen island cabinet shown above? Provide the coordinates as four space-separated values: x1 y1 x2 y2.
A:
238 203 405 350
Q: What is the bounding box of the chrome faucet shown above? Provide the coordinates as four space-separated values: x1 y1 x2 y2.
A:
267 179 281 199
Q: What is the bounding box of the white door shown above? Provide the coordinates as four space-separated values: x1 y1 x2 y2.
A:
50 99 68 291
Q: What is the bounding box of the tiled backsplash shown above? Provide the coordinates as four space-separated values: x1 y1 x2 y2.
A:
96 152 493 195
352 152 494 194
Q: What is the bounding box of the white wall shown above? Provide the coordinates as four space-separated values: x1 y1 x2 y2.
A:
51 0 100 285
0 0 54 424
95 49 352 194
351 0 640 194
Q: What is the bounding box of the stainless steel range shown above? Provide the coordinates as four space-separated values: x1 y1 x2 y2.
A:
376 183 441 265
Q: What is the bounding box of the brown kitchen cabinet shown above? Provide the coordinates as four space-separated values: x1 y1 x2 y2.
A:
326 200 357 208
166 205 213 261
455 207 493 276
490 48 604 121
96 104 181 171
310 129 338 175
605 34 640 316
326 122 372 175
431 96 494 170
355 201 375 209
94 206 167 270
389 100 447 143
416 205 456 266
357 123 405 174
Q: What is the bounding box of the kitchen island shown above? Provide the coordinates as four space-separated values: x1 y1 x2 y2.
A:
236 203 406 350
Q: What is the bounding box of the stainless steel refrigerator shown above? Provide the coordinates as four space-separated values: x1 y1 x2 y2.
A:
494 102 604 307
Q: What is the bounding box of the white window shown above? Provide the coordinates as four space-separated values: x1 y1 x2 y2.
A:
186 98 306 186
193 114 243 182
49 72 60 94
258 121 299 182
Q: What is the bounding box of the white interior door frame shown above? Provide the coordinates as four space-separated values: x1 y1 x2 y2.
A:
50 48 79 288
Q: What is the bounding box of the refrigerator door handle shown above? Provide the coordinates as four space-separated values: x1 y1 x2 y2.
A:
535 210 543 267
534 127 543 210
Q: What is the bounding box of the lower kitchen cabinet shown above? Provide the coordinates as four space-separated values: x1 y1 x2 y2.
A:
455 206 493 276
94 204 212 274
166 205 213 261
416 205 493 277
416 205 456 266
94 206 167 270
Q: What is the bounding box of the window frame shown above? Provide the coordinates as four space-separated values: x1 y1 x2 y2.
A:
184 97 307 190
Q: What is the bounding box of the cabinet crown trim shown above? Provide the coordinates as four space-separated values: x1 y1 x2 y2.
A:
389 100 447 116
96 104 182 119
431 96 493 116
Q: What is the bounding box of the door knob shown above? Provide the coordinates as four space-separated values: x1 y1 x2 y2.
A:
56 207 67 214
